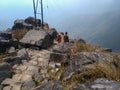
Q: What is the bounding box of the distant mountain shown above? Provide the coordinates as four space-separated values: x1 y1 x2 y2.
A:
66 11 120 50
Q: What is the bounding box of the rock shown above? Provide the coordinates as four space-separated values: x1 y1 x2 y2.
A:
73 78 120 90
49 62 56 68
2 86 12 90
8 47 16 53
1 78 14 85
20 74 36 90
0 31 12 53
25 16 41 27
63 52 114 80
0 63 12 82
52 42 75 53
104 48 112 52
48 28 58 39
0 31 12 40
49 52 70 64
20 30 53 49
3 56 24 65
12 19 33 30
17 49 29 60
0 62 11 71
11 74 36 90
0 71 12 83
33 81 63 90
78 38 86 44
34 73 44 82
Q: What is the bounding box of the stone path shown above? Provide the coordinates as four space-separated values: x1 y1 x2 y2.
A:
1 49 51 90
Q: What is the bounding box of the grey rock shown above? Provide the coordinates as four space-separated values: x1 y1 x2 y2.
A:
73 78 120 90
12 19 33 30
0 62 11 71
34 73 44 82
8 47 16 53
3 86 12 90
21 74 36 90
49 52 70 64
63 52 114 80
0 31 12 40
25 16 41 27
20 30 53 49
1 78 14 85
52 42 75 53
33 81 63 90
104 48 112 52
17 48 29 60
48 28 58 39
4 56 23 65
0 71 12 83
0 63 12 83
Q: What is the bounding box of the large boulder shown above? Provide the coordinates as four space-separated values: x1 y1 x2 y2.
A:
20 29 53 49
12 19 33 30
25 16 41 27
52 42 75 53
73 78 120 90
12 17 41 30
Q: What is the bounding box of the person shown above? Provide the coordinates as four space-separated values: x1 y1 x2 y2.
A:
64 32 69 42
60 32 64 43
56 33 62 43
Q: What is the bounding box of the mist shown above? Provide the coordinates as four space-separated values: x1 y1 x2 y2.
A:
0 0 120 38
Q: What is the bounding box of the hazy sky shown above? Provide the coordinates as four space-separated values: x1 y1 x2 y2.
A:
0 0 120 31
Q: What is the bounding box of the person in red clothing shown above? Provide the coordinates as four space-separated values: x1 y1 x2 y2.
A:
57 33 62 43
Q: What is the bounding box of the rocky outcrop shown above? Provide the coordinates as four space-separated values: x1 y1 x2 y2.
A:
34 81 63 90
73 78 120 90
52 42 75 53
12 17 41 30
20 29 53 49
0 31 12 41
63 52 115 80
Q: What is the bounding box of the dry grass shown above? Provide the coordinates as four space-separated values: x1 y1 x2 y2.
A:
0 52 17 63
62 63 119 90
70 41 94 55
12 29 28 41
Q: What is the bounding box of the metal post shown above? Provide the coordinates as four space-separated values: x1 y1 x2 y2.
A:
41 0 44 29
33 0 37 27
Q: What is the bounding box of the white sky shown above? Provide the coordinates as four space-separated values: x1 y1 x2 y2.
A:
0 0 119 30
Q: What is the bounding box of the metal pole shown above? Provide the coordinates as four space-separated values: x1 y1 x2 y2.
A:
41 0 44 29
33 0 37 27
